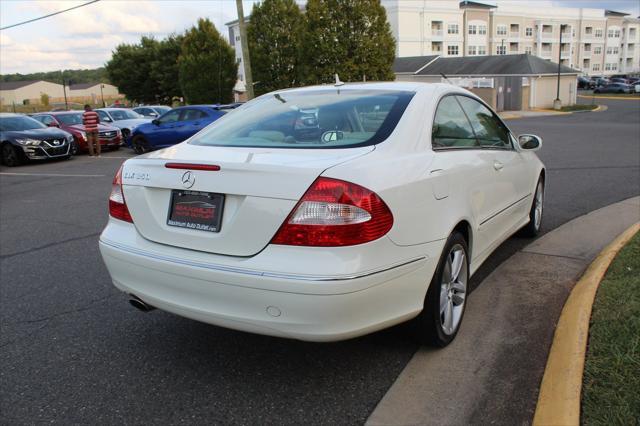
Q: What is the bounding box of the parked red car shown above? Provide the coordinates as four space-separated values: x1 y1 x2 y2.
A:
32 111 122 154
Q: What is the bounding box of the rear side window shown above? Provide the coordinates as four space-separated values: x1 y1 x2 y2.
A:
432 96 478 149
456 96 511 149
189 90 414 149
181 109 207 121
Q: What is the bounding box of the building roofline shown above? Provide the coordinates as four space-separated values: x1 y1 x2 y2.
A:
459 1 496 9
605 10 630 17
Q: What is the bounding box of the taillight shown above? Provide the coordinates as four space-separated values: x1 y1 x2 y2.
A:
271 177 393 247
109 164 133 223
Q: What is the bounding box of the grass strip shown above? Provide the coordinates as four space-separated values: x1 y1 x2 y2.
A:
582 232 640 425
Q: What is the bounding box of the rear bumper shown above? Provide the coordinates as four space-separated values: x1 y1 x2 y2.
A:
99 219 443 341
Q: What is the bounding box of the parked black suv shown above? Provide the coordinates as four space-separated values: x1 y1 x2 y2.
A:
0 113 74 166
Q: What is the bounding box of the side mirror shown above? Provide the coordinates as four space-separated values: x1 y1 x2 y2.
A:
152 119 160 125
518 134 542 151
150 112 158 117
104 117 112 122
47 122 59 128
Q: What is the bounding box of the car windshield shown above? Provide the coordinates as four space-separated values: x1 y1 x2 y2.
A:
189 90 414 149
56 113 84 125
0 116 47 131
155 106 171 114
109 109 143 120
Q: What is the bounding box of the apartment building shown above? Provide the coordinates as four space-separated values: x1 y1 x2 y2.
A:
384 0 640 76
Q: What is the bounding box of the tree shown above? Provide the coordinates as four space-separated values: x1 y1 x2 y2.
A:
178 18 238 104
105 37 159 103
150 34 184 103
247 0 304 96
301 0 396 85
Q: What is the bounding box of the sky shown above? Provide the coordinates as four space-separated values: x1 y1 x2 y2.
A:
0 0 639 75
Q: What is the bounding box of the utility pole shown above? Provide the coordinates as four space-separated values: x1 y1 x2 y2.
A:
61 70 68 110
235 0 254 100
100 84 105 107
554 24 565 110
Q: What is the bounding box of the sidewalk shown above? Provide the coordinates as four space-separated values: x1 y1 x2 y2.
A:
367 196 640 426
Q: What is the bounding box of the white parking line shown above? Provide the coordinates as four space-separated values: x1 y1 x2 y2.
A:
0 172 105 177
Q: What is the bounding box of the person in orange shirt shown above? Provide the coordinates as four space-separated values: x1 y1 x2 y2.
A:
82 104 100 157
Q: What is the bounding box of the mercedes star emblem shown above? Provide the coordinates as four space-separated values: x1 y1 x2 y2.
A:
181 171 195 188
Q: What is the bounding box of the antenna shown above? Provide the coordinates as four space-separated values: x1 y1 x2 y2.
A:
334 74 345 87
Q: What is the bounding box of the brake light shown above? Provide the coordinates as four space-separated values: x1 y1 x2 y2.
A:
109 164 133 223
271 177 393 247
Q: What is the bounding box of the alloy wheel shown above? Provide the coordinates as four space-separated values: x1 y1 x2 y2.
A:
439 244 467 335
534 181 544 231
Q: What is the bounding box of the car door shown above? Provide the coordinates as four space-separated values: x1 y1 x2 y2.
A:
145 109 182 147
456 95 531 247
428 95 498 262
174 108 206 141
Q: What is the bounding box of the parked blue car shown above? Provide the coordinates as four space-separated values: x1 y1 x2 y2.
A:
129 104 239 154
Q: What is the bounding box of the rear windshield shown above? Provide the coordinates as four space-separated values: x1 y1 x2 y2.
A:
0 116 46 131
189 90 414 149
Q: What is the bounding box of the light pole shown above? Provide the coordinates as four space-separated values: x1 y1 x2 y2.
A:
235 0 254 100
554 24 566 110
100 84 105 107
61 70 68 110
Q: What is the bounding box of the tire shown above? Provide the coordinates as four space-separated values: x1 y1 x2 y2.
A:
1 143 23 167
414 231 469 347
70 141 79 156
132 136 150 154
519 176 544 237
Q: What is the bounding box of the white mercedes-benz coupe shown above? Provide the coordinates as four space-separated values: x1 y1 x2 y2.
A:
99 82 545 346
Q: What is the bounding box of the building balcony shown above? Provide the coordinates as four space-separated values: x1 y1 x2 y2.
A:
510 31 520 38
432 29 443 36
560 50 571 59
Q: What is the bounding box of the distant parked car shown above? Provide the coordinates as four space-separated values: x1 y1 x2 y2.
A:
95 108 151 141
577 76 595 89
0 113 73 166
33 111 123 154
609 77 629 84
590 77 609 87
133 105 172 118
129 104 238 154
594 83 633 94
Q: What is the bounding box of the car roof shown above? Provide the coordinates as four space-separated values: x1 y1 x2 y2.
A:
0 113 25 117
273 81 449 97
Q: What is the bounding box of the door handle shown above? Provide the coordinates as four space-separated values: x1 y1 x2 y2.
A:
493 161 504 171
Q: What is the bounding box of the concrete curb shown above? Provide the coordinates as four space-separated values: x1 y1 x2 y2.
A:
532 223 640 426
499 106 604 120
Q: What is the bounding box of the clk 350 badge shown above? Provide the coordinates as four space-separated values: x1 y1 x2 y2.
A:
123 171 150 181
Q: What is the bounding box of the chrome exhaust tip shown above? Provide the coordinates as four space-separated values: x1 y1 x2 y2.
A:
129 295 156 312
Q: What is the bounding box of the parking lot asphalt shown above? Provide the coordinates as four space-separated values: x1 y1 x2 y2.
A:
1 96 639 424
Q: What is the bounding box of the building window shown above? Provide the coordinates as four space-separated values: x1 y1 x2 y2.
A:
497 25 507 36
606 47 619 55
468 46 477 55
584 44 591 52
497 45 506 55
468 25 476 35
595 29 603 37
448 24 459 34
479 25 487 35
615 30 621 37
592 63 600 71
478 46 486 55
612 63 618 70
525 27 533 37
605 63 611 70
447 45 459 55
585 26 593 35
235 35 240 41
236 57 242 64
525 46 532 54
594 46 602 54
